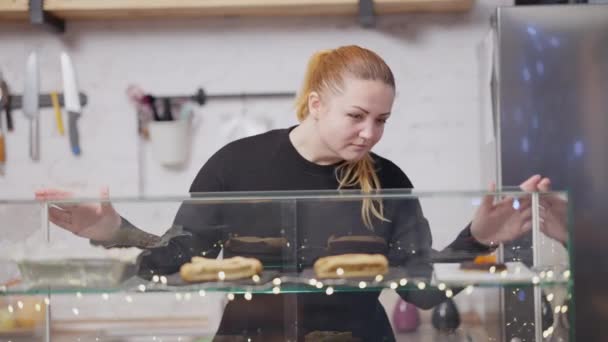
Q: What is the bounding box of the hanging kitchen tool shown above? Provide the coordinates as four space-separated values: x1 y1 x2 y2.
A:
126 84 153 138
23 52 40 161
0 72 12 132
161 97 173 121
0 117 4 175
222 96 270 141
50 92 65 135
61 52 82 156
0 72 6 175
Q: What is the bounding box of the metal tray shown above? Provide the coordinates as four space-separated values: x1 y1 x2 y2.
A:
17 258 134 289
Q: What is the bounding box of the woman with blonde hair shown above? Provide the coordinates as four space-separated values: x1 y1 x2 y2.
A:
37 45 550 341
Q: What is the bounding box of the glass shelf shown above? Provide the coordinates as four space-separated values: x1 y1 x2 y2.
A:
1 265 572 297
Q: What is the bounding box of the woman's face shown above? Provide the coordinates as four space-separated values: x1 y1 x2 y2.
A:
312 78 395 162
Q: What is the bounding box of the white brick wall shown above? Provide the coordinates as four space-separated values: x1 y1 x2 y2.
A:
0 0 510 199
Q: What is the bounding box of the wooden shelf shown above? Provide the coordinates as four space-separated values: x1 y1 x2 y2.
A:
375 0 473 13
44 0 355 19
0 0 473 21
0 0 28 20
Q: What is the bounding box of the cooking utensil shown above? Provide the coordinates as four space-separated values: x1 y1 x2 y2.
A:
0 72 7 174
22 52 40 161
50 91 65 135
0 75 13 131
0 115 4 175
61 52 82 155
161 97 173 121
0 117 4 176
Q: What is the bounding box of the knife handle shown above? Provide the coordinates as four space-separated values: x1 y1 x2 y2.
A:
50 92 65 135
68 112 81 156
0 131 5 164
5 96 13 131
30 118 40 161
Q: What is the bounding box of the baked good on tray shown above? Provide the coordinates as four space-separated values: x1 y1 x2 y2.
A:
224 236 288 254
326 235 388 255
304 330 362 342
223 236 291 263
459 254 507 272
313 253 388 279
180 256 262 282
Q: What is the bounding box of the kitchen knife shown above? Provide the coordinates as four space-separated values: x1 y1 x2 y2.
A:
0 74 13 131
0 112 4 175
61 52 81 156
23 52 40 161
0 72 11 132
0 72 5 175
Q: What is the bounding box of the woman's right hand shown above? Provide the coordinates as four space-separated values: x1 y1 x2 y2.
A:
34 186 122 242
537 178 569 245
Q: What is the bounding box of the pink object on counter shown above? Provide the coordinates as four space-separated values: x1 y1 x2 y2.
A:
392 298 420 333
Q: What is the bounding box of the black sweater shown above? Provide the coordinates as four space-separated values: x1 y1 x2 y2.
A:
110 127 488 341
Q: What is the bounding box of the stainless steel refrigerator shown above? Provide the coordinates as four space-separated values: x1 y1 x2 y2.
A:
495 4 608 341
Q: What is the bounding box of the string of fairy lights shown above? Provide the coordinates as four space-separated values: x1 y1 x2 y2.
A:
0 266 572 341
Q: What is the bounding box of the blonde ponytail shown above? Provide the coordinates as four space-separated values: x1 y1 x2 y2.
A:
336 155 389 229
295 45 395 229
295 49 331 122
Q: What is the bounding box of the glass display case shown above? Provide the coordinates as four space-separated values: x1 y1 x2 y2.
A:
0 190 571 341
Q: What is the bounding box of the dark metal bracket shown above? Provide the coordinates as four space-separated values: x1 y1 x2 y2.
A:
154 88 296 105
358 0 375 28
9 93 88 110
29 0 65 33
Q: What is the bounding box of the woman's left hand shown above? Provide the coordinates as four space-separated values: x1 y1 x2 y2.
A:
470 175 548 246
537 178 569 244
